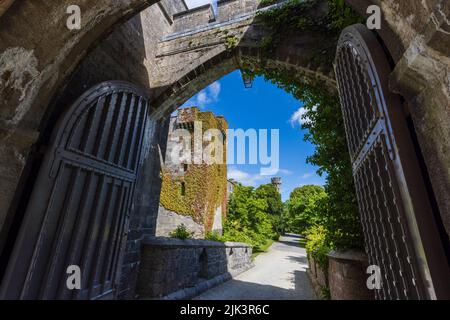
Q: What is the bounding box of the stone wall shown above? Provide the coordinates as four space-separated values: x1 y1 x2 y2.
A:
307 257 328 296
156 206 205 238
137 236 253 299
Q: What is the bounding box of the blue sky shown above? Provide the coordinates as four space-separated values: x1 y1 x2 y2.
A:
180 70 326 201
185 0 214 9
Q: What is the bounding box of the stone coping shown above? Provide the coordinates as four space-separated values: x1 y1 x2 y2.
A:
141 236 251 249
327 250 368 263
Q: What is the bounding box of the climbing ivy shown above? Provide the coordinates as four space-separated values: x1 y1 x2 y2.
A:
256 0 363 55
159 109 228 232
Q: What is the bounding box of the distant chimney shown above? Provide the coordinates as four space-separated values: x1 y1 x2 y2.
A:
271 177 282 193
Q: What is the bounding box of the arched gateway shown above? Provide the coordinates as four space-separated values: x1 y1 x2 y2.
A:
0 0 449 299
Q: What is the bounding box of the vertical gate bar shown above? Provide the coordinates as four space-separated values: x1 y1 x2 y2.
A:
124 97 142 170
56 170 96 299
115 94 136 168
85 178 115 298
74 175 108 300
91 94 112 158
81 96 107 155
39 166 84 299
105 93 126 163
108 185 130 286
90 180 120 294
95 93 119 160
101 182 127 290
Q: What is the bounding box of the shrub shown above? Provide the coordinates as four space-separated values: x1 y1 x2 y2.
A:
305 225 330 270
205 231 225 242
169 224 194 240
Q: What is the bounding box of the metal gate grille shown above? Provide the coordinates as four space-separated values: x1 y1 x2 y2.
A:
0 81 148 300
334 24 443 299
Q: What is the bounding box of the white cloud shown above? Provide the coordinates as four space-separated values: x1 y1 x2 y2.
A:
289 105 317 127
183 81 222 109
301 173 313 179
228 167 266 187
289 107 308 127
278 169 293 175
209 81 221 100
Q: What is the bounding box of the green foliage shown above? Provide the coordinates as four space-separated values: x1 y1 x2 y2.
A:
319 286 331 300
169 224 194 240
254 184 283 216
305 225 329 269
204 231 225 242
260 0 278 6
286 185 327 234
225 35 238 50
222 184 281 250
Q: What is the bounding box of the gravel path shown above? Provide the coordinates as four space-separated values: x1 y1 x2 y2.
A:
194 234 315 300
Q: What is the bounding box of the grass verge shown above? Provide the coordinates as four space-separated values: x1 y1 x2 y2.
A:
251 239 274 260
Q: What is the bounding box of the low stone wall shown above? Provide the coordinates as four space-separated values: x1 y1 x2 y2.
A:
308 257 328 294
136 236 253 299
327 250 374 300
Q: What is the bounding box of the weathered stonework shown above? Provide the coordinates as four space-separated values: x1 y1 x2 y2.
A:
156 206 205 238
137 236 253 299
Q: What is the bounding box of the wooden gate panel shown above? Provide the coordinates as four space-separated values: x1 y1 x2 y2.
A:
0 82 149 300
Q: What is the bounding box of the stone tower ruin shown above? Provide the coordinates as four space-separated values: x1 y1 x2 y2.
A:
156 107 228 238
271 177 282 193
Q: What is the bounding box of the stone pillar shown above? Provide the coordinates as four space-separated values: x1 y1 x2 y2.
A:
117 115 171 299
327 250 374 300
390 5 450 238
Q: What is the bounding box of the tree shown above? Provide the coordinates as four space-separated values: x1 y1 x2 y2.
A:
255 184 283 235
223 184 278 248
287 185 327 234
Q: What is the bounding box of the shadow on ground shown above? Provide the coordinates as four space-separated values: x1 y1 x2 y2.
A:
194 269 313 300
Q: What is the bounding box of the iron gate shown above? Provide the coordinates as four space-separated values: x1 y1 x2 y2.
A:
0 81 149 300
335 24 450 299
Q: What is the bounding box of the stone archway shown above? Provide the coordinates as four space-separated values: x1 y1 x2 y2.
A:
0 0 449 299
